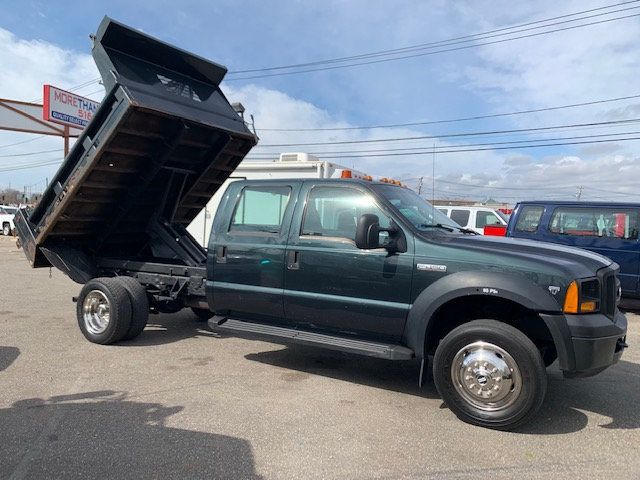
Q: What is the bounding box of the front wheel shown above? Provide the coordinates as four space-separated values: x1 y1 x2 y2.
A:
2 223 10 236
433 319 547 430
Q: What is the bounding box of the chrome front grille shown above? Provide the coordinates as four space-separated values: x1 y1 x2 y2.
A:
602 271 617 319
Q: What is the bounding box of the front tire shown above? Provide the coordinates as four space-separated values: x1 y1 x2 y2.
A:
433 319 547 430
77 277 132 345
2 223 10 236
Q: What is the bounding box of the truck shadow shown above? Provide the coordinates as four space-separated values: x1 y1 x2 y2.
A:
245 345 441 399
0 346 20 372
118 311 219 347
247 347 640 433
517 359 640 434
1 390 262 479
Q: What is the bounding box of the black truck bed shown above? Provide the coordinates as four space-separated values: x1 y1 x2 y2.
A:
15 17 256 283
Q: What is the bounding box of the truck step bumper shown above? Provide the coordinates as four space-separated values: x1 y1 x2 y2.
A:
209 318 414 360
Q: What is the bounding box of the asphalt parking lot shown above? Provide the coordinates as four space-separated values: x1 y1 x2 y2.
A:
1 234 639 480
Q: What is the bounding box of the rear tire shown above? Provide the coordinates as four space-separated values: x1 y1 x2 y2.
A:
117 276 149 341
433 319 547 430
191 307 213 322
77 277 132 345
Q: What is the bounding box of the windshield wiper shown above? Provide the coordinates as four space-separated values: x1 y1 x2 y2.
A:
419 223 455 232
457 227 480 235
420 223 479 235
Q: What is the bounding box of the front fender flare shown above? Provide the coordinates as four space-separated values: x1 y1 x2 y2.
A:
403 271 562 358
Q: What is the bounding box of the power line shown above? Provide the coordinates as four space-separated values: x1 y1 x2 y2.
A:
229 1 640 75
30 78 102 104
0 157 62 173
0 148 61 159
0 135 49 150
226 11 640 81
253 118 640 147
407 177 578 192
246 135 640 161
254 93 640 132
246 130 640 158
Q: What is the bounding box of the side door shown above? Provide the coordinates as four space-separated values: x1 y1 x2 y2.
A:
207 182 300 322
283 183 414 341
547 206 640 296
475 209 505 235
508 204 546 239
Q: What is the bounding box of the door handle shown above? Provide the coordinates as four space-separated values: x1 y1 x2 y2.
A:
287 250 300 270
216 245 227 263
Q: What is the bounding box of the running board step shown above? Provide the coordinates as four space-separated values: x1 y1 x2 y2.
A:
208 318 414 360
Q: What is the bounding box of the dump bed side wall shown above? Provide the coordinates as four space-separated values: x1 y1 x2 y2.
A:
17 16 257 277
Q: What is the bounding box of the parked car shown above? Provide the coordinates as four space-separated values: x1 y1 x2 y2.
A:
435 205 508 235
0 205 17 236
506 201 640 299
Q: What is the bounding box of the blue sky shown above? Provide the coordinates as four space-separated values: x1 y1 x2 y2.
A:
1 0 639 202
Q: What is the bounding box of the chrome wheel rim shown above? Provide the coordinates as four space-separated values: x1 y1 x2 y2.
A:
451 341 522 412
83 290 111 335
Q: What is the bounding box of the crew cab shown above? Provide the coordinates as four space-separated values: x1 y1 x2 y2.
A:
14 17 628 430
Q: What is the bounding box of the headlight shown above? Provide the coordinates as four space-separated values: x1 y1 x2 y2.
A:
563 279 600 314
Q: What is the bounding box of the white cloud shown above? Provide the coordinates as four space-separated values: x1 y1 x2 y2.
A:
0 27 100 102
0 27 103 193
1 8 639 205
459 0 640 123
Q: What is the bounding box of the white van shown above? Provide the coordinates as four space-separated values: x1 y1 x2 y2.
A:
434 205 508 235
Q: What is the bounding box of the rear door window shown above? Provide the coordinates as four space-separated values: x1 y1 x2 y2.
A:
230 185 291 233
550 207 639 239
514 206 545 232
450 209 470 226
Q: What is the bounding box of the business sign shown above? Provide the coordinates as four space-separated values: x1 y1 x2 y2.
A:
43 85 99 129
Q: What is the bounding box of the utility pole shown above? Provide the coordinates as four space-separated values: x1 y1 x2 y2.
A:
432 144 436 203
575 185 583 200
417 176 424 196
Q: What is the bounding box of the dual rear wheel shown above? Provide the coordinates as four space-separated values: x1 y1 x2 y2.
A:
77 277 149 345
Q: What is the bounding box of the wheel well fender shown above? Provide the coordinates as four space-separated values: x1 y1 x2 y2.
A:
403 271 561 358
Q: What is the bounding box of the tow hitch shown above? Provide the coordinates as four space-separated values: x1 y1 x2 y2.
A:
616 337 629 352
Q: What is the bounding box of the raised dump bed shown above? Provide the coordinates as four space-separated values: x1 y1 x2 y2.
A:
15 17 257 282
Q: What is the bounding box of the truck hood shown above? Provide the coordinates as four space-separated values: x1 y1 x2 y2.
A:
439 234 613 278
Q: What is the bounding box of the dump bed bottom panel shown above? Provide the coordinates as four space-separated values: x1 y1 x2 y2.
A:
30 99 254 261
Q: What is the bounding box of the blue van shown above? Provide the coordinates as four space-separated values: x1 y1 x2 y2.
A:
507 201 640 299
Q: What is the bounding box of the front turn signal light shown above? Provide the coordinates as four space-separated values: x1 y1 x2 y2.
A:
563 281 579 314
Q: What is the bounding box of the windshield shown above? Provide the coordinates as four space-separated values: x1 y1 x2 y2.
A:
4 207 17 214
373 184 461 232
495 210 509 223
